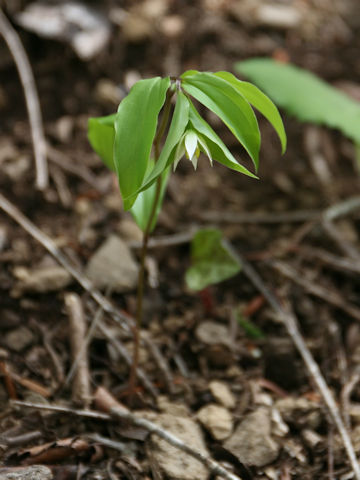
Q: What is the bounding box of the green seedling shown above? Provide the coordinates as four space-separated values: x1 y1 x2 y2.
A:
88 70 286 392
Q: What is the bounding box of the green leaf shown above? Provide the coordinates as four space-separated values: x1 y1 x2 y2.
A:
188 101 257 178
181 71 260 169
185 229 242 291
88 114 116 171
214 71 286 153
236 58 360 144
136 91 190 194
130 166 170 232
114 76 171 210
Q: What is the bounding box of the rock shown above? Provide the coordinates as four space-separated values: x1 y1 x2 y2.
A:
151 413 208 480
209 380 236 409
118 219 143 243
275 397 322 430
224 408 279 467
5 326 34 352
95 79 124 107
197 404 233 440
53 115 74 143
85 235 138 292
256 4 302 29
0 465 53 480
16 2 111 60
195 321 231 347
11 266 72 296
157 396 190 417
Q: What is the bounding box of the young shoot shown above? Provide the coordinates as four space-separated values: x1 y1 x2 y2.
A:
88 70 286 394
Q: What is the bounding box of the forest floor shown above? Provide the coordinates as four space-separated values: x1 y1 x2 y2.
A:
1 1 360 479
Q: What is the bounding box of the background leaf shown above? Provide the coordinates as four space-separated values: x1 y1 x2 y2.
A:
185 229 242 291
236 58 360 144
114 76 170 210
214 71 286 153
88 114 116 171
182 71 260 169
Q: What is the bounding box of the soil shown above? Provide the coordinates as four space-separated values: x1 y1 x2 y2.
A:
1 1 360 479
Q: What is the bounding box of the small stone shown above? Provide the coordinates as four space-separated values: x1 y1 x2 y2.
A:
95 79 124 107
256 4 302 29
275 397 322 430
0 465 53 480
85 235 138 292
209 380 236 409
224 408 279 467
160 15 185 38
53 115 74 143
151 413 208 480
5 326 34 352
195 321 231 347
118 219 143 243
197 404 233 440
157 396 189 417
11 266 72 296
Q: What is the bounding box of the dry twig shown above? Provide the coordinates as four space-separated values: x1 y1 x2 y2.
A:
271 260 360 322
65 293 91 407
0 8 48 190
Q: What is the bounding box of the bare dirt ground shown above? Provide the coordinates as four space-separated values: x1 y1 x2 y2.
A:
1 1 360 479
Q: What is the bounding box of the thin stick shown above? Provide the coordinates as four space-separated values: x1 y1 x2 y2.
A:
13 397 242 480
0 8 48 190
199 209 321 224
0 192 157 398
225 243 360 480
65 301 104 387
271 260 360 322
47 145 104 192
65 293 91 407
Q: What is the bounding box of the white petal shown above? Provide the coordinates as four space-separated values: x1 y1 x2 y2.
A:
184 131 198 163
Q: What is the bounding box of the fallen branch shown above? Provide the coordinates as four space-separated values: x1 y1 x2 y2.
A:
0 8 48 190
13 394 243 480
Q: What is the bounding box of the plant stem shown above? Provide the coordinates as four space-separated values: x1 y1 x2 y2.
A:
129 175 162 395
128 88 174 397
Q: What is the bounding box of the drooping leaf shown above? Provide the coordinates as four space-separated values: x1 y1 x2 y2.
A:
236 58 360 144
185 229 242 291
87 114 116 171
137 91 190 194
214 71 286 153
188 101 257 178
181 71 260 169
130 165 170 232
114 76 171 210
